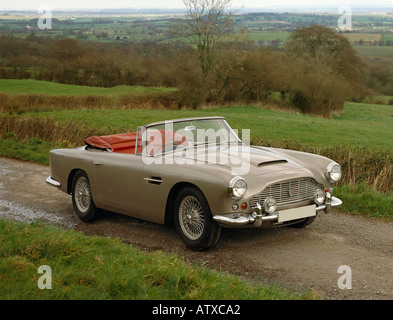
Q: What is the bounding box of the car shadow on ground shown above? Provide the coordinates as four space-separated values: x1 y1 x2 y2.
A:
79 208 305 252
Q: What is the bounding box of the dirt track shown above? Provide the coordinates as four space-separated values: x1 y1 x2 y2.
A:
0 156 392 300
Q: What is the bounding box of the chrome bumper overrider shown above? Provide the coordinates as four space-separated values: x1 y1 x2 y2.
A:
45 176 61 188
213 194 342 228
324 193 343 214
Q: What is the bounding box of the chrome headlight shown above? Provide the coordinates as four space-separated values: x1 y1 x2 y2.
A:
314 188 325 205
326 162 342 184
228 176 247 200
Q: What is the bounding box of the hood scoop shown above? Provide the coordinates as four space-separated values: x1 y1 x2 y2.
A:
258 160 288 167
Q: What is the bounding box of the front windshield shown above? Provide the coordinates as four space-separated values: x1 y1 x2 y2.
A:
143 118 241 156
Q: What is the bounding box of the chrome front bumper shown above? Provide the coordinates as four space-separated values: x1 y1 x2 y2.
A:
213 195 342 228
45 176 61 188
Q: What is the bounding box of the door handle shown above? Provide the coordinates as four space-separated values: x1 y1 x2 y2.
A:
93 161 103 165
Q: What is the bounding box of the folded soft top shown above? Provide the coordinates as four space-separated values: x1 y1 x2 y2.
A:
85 132 140 154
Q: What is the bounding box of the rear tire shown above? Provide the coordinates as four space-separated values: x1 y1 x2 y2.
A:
174 187 221 251
71 170 97 222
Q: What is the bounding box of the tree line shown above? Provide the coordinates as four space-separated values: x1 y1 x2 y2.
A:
0 26 392 117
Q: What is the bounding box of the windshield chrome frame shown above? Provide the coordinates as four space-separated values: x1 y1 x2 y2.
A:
135 126 143 155
140 117 242 158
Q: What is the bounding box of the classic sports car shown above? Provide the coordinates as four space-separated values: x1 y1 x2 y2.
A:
46 116 342 250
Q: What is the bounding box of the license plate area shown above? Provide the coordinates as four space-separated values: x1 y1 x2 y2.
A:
278 205 316 223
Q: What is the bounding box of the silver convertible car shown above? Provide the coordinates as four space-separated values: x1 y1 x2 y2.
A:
46 117 342 250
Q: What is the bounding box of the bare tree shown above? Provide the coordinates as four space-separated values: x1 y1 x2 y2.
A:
172 0 237 81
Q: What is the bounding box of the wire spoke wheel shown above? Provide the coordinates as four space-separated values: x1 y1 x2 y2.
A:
71 171 97 222
179 196 205 240
174 187 221 250
74 176 92 213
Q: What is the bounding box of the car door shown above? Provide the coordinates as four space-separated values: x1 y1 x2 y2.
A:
92 151 145 217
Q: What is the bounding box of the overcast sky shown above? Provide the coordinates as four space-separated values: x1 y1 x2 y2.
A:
1 0 393 11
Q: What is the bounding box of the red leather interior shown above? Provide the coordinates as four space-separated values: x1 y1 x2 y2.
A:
85 130 187 155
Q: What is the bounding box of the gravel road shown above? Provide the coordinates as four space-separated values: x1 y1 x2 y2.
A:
0 156 392 300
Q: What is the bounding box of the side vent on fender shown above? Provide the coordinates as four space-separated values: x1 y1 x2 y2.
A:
144 177 162 185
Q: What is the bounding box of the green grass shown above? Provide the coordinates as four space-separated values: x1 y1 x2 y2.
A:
247 31 289 43
23 102 393 152
354 45 393 56
0 220 312 300
353 45 393 62
0 134 59 165
343 33 382 42
0 79 175 96
382 34 393 42
363 95 393 105
335 184 393 220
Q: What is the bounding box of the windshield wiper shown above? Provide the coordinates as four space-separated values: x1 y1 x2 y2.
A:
191 140 243 147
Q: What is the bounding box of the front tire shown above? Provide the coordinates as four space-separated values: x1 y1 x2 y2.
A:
71 170 97 222
174 187 221 251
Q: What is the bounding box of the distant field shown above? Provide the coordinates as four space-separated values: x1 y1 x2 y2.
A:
248 31 289 43
0 79 175 96
382 34 393 42
247 32 393 53
353 45 393 62
1 10 393 46
343 33 382 42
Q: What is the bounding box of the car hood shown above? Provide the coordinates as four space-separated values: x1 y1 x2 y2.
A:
174 144 312 177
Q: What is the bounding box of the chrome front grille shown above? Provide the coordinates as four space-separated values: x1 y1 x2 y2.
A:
249 178 318 208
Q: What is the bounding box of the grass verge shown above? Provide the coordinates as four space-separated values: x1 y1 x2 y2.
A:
334 184 393 220
0 134 56 165
0 220 313 300
5 102 392 151
0 79 175 96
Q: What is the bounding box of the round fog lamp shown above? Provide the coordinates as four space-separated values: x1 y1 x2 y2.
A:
314 188 325 205
264 197 277 214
